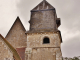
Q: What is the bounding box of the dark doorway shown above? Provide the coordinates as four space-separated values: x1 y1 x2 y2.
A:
43 37 50 44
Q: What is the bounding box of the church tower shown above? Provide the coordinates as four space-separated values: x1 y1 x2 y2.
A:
25 0 62 60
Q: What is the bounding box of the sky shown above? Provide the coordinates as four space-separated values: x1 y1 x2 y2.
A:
0 0 80 58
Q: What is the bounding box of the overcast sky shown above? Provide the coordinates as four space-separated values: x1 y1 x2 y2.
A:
0 0 80 58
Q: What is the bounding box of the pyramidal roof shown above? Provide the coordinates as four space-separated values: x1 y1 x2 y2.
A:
5 16 26 38
31 0 55 11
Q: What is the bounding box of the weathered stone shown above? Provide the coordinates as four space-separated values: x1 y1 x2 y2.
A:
26 32 62 60
25 0 62 60
0 0 62 60
27 32 61 48
5 17 27 48
0 35 14 60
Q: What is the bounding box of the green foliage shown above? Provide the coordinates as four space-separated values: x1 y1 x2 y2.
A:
73 57 79 60
62 56 80 60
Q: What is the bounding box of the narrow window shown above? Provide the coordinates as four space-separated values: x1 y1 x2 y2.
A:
43 37 50 44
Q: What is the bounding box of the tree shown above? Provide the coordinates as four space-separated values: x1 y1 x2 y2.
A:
73 57 79 60
65 57 68 60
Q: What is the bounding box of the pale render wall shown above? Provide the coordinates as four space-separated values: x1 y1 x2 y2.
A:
0 37 14 60
27 32 61 48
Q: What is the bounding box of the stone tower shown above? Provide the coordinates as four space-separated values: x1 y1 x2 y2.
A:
25 0 62 60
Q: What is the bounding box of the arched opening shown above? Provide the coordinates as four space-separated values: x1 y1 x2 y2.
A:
43 37 50 44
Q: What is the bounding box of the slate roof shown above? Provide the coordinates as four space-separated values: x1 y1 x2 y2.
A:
31 0 55 11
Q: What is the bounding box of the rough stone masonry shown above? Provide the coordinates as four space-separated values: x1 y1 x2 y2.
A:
0 0 62 60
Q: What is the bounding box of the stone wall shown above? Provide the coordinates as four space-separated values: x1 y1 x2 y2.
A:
25 48 62 60
0 36 14 60
26 32 62 60
27 32 61 48
5 18 27 48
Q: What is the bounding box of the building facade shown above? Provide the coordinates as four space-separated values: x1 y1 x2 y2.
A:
0 0 62 60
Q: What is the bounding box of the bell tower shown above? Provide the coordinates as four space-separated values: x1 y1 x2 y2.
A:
25 0 62 60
